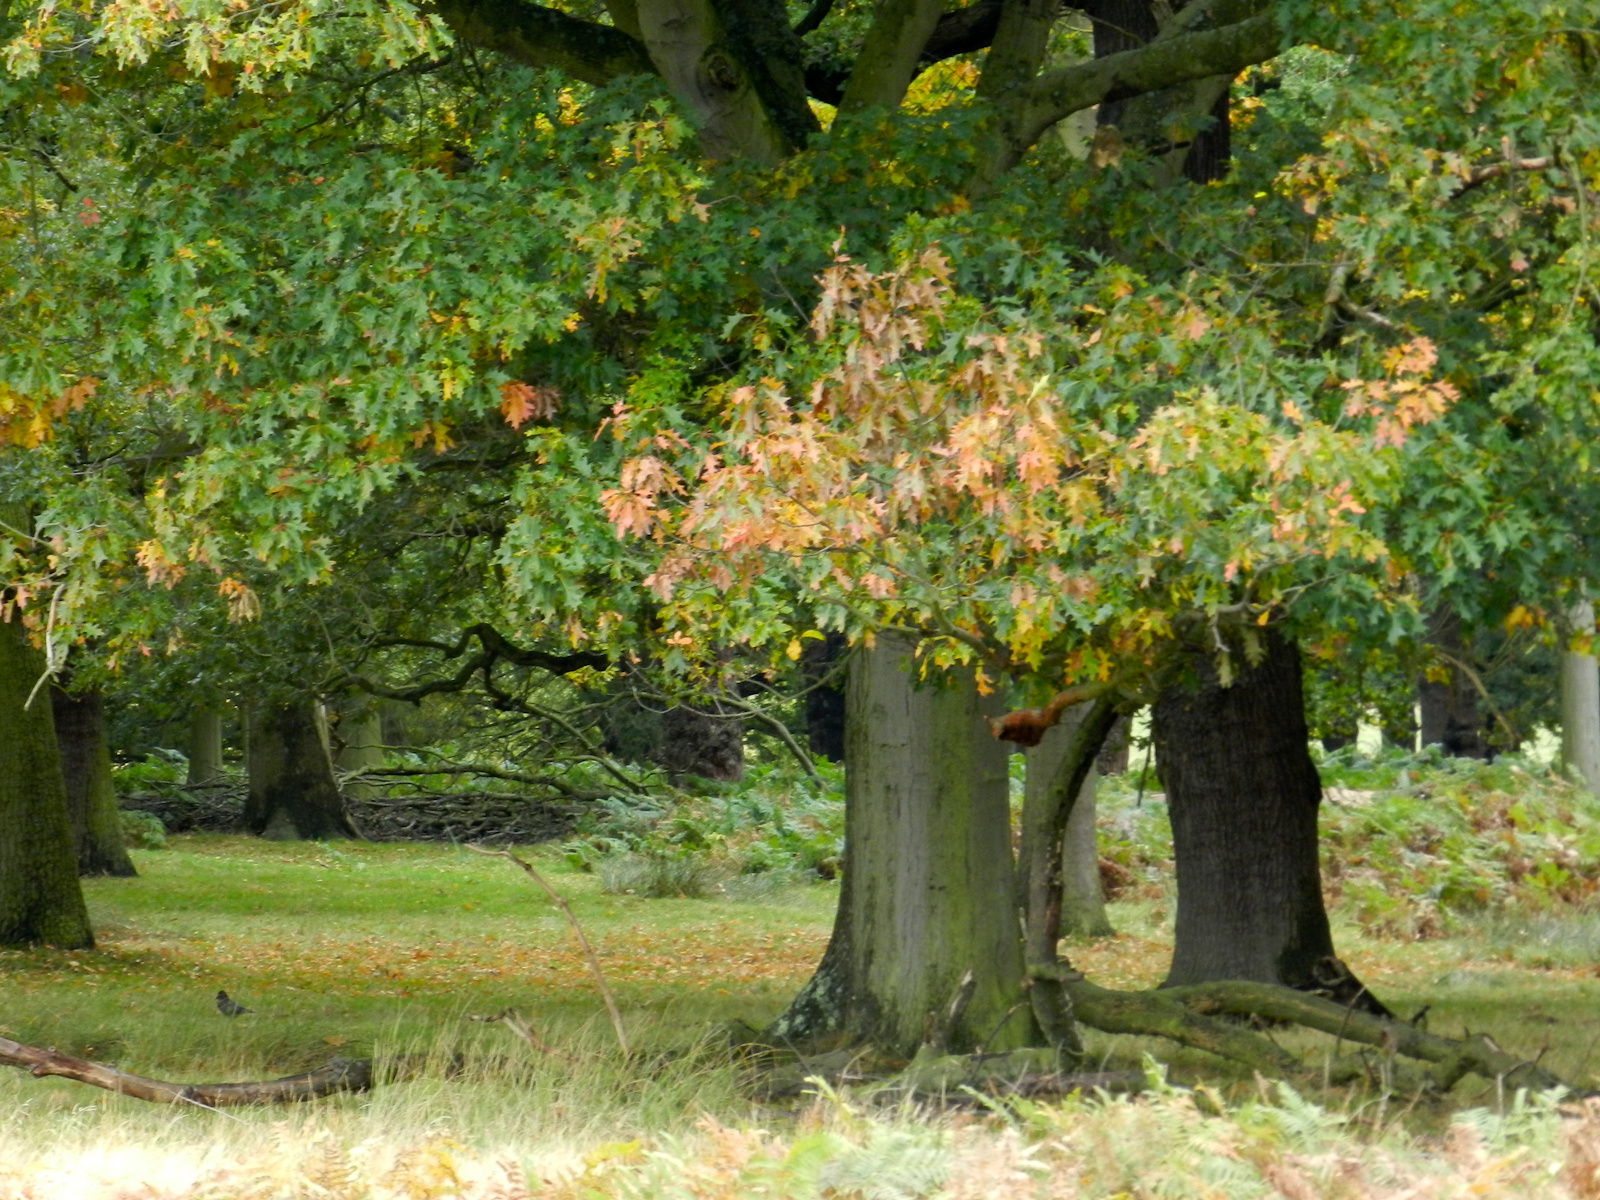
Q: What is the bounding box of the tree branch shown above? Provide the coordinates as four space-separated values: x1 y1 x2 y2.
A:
793 0 837 38
0 1037 371 1106
428 0 655 85
805 0 1003 105
1013 7 1281 160
467 845 630 1057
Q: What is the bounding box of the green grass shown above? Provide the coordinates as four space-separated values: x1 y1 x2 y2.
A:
11 757 1600 1196
0 836 836 1173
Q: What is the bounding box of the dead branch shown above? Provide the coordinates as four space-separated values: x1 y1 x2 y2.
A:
469 1008 579 1062
467 844 630 1057
0 1036 370 1106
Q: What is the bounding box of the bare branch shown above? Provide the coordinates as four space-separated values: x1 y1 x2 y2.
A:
467 845 631 1057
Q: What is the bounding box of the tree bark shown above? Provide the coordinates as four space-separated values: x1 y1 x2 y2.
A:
51 687 136 878
838 0 945 114
243 700 357 840
634 0 800 161
1024 710 1113 939
1419 608 1488 758
1095 711 1131 776
0 618 94 948
767 634 1037 1057
185 706 224 785
1561 597 1600 793
1153 632 1343 994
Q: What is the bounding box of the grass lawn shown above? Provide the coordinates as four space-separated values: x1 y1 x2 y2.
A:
5 787 1600 1196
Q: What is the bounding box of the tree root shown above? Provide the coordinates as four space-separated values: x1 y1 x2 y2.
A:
0 1035 371 1106
1047 970 1591 1097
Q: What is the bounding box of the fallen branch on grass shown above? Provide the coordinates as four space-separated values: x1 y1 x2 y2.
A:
0 1036 371 1106
467 844 630 1058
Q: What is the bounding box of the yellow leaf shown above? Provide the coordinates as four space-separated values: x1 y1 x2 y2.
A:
785 638 802 661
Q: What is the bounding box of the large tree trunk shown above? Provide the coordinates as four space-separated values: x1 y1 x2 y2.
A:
242 700 357 840
1419 608 1488 758
767 634 1037 1057
185 707 224 784
1025 714 1113 939
1562 597 1600 793
51 687 136 878
1153 632 1344 995
0 619 94 948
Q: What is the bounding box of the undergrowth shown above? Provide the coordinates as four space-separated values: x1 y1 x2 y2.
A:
562 761 845 891
1097 746 1600 938
6 1068 1600 1198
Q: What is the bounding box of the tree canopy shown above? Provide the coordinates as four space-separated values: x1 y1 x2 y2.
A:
0 0 1594 710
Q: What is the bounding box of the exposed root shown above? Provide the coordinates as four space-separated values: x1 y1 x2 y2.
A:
1055 973 1591 1096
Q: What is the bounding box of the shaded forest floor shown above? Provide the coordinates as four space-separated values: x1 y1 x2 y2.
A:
8 754 1600 1195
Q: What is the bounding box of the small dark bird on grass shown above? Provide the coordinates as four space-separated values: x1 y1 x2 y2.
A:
216 989 253 1017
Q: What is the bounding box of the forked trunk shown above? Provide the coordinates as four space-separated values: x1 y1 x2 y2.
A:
1154 632 1361 1001
1024 711 1113 939
243 700 357 840
51 686 135 878
0 618 94 947
767 634 1036 1057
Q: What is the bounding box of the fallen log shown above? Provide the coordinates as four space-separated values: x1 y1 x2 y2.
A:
0 1036 372 1106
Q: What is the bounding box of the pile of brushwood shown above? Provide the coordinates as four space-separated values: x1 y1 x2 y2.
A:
117 782 578 843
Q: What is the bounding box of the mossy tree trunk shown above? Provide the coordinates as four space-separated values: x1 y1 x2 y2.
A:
1153 632 1343 993
51 686 135 878
768 633 1036 1058
185 707 224 785
1025 714 1113 939
0 618 94 947
243 700 357 840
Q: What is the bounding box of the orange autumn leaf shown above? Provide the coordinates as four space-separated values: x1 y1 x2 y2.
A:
499 381 560 430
